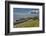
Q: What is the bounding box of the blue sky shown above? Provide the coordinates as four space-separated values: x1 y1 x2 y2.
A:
13 8 39 20
13 8 32 13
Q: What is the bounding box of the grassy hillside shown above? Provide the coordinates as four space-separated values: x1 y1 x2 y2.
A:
14 19 39 28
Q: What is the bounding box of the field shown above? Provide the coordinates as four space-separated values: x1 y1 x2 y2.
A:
14 18 39 28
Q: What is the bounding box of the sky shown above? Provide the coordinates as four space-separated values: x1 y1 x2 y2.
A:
13 8 39 15
13 8 32 13
13 8 39 21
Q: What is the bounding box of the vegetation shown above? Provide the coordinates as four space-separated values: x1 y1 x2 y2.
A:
32 16 39 20
14 18 39 28
14 16 39 28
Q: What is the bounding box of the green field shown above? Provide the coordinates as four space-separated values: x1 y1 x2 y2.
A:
14 19 39 28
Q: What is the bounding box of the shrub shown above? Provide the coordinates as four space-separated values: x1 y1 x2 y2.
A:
32 16 39 20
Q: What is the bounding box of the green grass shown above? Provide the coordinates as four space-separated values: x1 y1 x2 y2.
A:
14 19 39 28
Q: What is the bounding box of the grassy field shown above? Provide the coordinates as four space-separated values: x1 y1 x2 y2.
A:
14 19 39 28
